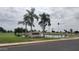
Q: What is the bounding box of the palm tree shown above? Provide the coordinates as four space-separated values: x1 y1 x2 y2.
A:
26 8 38 32
39 13 51 37
18 8 38 33
18 14 30 33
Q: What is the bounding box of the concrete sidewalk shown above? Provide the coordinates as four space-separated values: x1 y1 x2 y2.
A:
0 37 79 47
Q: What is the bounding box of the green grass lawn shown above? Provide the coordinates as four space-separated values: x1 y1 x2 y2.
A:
0 32 78 43
0 33 58 43
0 33 32 43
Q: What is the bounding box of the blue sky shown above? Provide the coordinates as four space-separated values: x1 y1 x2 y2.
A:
0 7 79 32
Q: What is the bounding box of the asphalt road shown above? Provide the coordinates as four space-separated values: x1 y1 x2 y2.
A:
0 39 79 51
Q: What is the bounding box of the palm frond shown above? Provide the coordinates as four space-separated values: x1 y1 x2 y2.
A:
39 13 51 28
18 21 25 25
31 8 35 14
33 14 39 21
26 10 31 15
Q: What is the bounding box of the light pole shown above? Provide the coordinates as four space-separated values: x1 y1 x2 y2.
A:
57 22 59 38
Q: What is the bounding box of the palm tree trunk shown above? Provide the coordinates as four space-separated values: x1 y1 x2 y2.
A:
43 26 45 38
31 25 32 32
30 25 33 38
25 23 27 33
31 21 33 32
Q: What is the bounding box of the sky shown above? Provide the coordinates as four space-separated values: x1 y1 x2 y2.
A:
0 7 79 32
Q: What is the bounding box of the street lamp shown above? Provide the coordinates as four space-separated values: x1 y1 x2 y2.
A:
57 22 60 32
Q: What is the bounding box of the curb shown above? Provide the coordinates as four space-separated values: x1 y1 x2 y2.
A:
0 37 79 47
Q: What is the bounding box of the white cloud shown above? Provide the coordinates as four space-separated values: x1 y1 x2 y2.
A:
0 7 79 31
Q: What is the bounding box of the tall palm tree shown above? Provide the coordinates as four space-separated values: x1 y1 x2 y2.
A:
18 14 30 33
18 8 38 33
26 8 38 32
39 13 51 37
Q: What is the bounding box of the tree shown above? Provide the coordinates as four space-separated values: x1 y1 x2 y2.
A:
18 14 30 33
7 30 13 33
70 28 73 33
70 28 73 36
52 28 55 32
14 27 25 36
18 8 38 33
0 27 6 32
39 13 51 37
64 29 68 33
64 29 68 37
26 8 38 32
74 31 79 34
